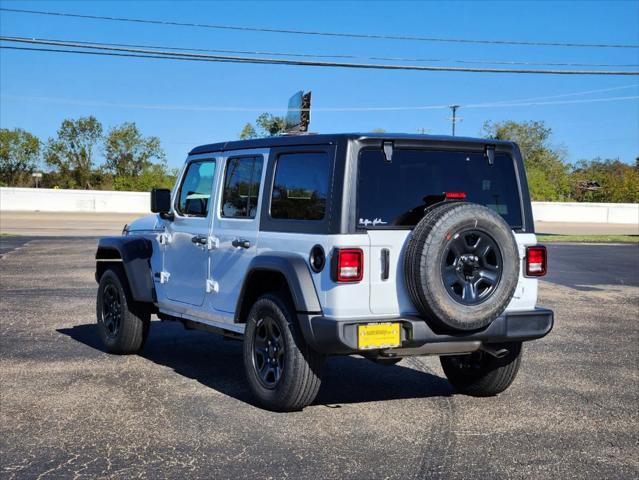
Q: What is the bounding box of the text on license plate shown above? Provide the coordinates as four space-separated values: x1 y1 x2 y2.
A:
358 322 401 350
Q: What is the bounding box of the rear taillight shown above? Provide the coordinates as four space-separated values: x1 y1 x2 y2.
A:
333 248 364 282
526 246 547 277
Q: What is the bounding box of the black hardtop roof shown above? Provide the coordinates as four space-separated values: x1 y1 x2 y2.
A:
188 133 514 156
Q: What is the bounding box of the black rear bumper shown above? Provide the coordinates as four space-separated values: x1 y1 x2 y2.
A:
298 308 554 355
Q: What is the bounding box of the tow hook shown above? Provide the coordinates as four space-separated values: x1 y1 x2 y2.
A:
480 345 509 358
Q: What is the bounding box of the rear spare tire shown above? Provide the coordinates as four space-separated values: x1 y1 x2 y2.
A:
404 202 519 331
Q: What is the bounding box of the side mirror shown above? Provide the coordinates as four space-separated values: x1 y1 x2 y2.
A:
150 188 173 220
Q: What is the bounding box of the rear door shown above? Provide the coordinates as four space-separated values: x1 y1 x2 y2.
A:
357 147 531 315
210 151 266 314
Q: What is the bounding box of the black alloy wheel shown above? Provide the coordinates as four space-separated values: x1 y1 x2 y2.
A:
96 266 150 354
252 316 285 389
243 293 325 411
101 283 122 338
441 229 503 306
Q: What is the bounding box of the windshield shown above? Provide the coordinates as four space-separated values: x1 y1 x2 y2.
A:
357 148 523 229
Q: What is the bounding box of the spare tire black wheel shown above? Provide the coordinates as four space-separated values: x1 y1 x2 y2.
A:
404 202 520 332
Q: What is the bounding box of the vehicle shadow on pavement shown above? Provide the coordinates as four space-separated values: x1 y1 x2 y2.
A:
58 321 455 408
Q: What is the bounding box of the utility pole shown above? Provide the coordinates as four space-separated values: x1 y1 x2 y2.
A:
449 105 460 136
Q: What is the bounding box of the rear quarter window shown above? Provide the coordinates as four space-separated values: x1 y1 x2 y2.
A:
270 152 329 220
357 148 523 229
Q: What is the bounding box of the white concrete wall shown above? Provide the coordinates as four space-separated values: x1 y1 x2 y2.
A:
0 187 150 214
1 187 638 224
532 201 638 225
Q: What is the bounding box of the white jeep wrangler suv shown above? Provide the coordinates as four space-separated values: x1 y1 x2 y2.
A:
95 133 552 411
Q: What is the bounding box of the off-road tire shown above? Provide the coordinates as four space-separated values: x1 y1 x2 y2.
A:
243 293 325 411
440 342 523 396
96 266 150 354
404 202 520 331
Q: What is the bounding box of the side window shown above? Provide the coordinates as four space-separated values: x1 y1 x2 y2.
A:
176 160 216 217
271 152 329 220
221 156 264 218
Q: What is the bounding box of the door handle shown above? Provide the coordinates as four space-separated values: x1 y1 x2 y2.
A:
232 238 251 249
191 235 207 245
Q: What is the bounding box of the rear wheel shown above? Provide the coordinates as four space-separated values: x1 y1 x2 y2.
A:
243 293 325 411
440 342 523 396
96 267 150 354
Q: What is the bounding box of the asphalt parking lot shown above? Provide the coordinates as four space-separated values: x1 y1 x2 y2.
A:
0 238 637 479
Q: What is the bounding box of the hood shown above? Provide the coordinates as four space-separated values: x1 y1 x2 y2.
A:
126 214 163 233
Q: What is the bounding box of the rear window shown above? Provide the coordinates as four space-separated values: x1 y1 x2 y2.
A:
357 149 522 229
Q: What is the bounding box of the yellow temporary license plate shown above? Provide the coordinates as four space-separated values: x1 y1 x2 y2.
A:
358 323 401 350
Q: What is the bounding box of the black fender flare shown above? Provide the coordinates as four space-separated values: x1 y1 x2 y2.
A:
95 237 155 303
236 252 322 318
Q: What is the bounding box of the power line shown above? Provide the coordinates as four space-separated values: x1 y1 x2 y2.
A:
5 36 638 68
46 39 359 60
1 37 638 76
1 7 638 49
370 56 639 68
478 84 639 105
0 45 253 65
465 95 639 108
2 93 636 113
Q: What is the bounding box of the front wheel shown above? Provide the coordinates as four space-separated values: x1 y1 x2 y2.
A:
440 342 522 397
96 267 150 354
243 293 325 411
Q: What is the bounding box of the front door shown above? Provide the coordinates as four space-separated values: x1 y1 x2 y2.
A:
164 158 217 306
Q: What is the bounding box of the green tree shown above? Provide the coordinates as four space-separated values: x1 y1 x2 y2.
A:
256 113 286 136
103 122 172 191
44 116 103 189
571 158 639 203
113 163 178 192
239 113 286 139
482 120 571 201
0 128 41 186
239 123 257 140
104 122 165 177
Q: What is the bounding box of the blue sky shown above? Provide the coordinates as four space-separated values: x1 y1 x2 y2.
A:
1 0 638 170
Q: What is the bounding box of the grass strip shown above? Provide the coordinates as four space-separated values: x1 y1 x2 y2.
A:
537 234 638 243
